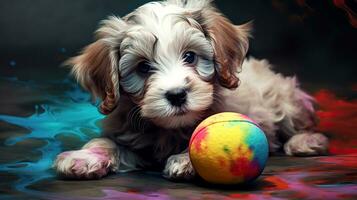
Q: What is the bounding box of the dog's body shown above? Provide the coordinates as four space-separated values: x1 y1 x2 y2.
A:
54 0 328 180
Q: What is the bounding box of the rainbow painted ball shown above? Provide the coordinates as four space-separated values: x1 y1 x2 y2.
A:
189 112 269 184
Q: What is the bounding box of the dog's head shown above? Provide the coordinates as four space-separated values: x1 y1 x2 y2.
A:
68 0 251 128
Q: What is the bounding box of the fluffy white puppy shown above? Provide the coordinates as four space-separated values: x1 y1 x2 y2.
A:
53 0 328 180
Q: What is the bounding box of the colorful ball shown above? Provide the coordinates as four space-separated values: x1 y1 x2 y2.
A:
189 112 269 184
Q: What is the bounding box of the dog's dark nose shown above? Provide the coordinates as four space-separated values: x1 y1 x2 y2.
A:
165 89 187 107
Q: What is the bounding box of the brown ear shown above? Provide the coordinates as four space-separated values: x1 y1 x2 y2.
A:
198 8 251 89
66 16 126 115
66 40 119 115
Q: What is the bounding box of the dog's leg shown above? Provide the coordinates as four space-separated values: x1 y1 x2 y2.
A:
163 152 196 180
284 132 329 156
280 88 329 156
53 138 119 179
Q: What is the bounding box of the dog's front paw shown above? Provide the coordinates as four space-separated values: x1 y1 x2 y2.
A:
53 148 115 179
163 153 196 181
284 132 329 156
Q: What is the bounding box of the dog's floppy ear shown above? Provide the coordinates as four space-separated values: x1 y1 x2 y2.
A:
192 6 251 89
66 16 126 114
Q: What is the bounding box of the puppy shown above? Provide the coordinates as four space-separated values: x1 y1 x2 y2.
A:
53 0 328 180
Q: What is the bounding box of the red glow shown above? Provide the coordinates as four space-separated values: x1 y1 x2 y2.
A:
329 141 357 154
263 176 290 190
333 0 357 28
318 153 357 168
313 89 357 154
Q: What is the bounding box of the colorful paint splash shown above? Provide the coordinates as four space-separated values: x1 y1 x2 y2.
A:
314 89 357 154
221 155 357 199
0 78 104 197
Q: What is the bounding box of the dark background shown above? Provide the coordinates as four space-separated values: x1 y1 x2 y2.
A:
0 0 356 94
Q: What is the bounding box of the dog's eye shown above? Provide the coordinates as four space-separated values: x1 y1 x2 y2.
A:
183 51 197 65
137 61 151 74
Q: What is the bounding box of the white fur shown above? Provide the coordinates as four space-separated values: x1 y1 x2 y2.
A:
53 138 119 179
215 58 313 151
284 132 329 156
141 66 214 128
163 152 195 180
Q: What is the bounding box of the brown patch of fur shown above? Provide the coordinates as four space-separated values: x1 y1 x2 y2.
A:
192 8 251 89
66 40 117 114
